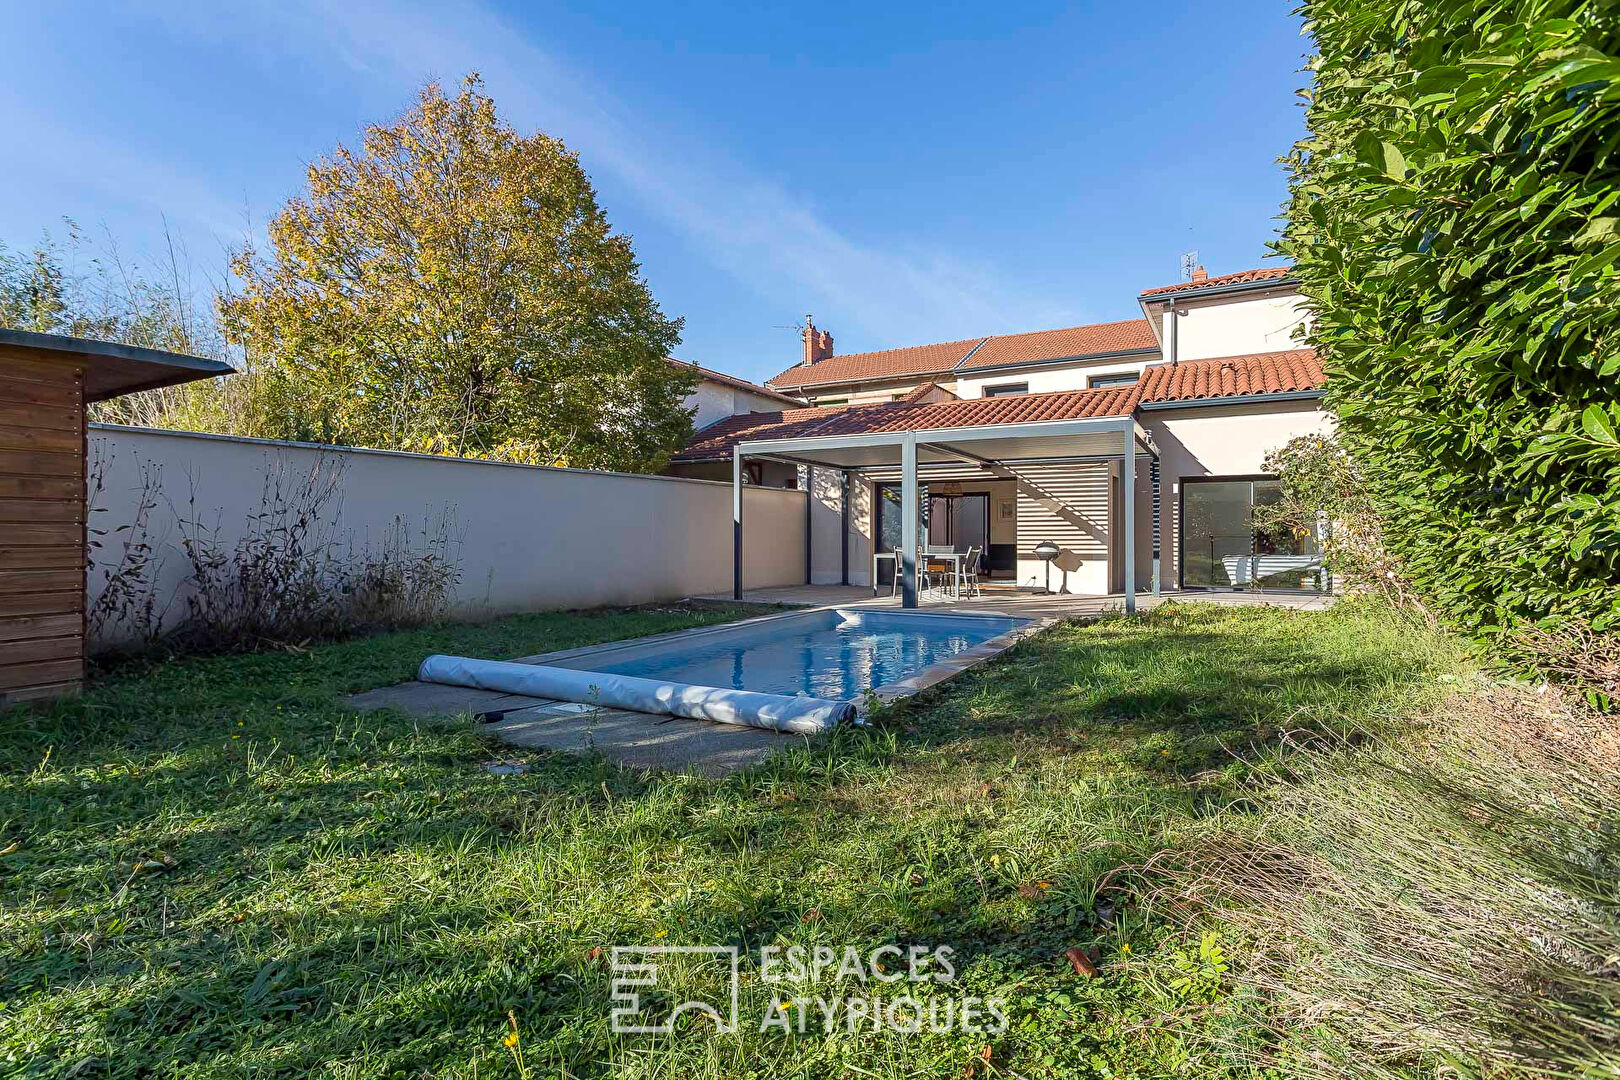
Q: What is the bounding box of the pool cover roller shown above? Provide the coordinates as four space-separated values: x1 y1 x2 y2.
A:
416 655 852 735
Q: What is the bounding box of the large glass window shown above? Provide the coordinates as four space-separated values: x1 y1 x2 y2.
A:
878 486 904 558
1181 477 1327 592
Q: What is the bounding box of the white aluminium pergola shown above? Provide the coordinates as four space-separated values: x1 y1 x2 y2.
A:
732 414 1161 611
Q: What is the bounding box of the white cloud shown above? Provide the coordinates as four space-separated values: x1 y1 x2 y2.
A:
234 0 1084 346
13 0 1089 355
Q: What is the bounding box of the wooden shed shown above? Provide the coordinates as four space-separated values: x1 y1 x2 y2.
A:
1 329 232 706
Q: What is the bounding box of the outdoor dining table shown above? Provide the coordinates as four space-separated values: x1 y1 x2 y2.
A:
871 550 967 598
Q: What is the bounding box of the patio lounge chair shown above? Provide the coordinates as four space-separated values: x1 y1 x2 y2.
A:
1220 553 1324 587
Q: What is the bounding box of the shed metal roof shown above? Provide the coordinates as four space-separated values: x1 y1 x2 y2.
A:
0 328 234 401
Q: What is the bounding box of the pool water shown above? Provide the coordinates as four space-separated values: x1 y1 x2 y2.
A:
553 608 1027 701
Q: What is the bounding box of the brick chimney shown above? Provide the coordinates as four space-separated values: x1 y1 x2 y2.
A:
1190 265 1208 284
801 316 834 365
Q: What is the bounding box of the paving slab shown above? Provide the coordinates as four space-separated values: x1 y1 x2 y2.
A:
345 680 551 718
345 681 797 776
486 705 793 777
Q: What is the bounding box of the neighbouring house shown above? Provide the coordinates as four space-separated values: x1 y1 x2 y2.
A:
673 358 804 431
666 265 1333 604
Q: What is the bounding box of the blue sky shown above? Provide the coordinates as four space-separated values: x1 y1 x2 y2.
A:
0 1 1309 385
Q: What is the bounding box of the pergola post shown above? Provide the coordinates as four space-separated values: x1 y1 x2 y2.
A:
1122 425 1136 613
732 448 744 601
839 470 850 586
900 434 919 608
802 466 813 585
1151 454 1161 598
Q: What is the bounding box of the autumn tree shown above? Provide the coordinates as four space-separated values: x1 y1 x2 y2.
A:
219 75 695 471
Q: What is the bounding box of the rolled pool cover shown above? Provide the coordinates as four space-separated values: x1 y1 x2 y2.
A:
416 655 852 735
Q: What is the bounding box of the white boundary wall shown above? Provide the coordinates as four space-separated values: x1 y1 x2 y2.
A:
87 425 806 643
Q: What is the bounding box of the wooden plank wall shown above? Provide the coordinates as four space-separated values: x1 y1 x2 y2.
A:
0 347 86 704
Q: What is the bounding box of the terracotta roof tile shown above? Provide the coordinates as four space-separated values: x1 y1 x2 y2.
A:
958 319 1156 370
673 385 1137 461
764 318 1163 390
675 349 1325 462
813 385 1139 436
1138 349 1322 402
673 404 853 462
1139 266 1294 298
898 381 957 403
765 337 984 390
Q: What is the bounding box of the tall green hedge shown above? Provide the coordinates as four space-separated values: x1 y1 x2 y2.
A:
1282 1 1620 645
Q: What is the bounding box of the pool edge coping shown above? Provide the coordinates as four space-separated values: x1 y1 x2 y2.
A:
856 613 1057 714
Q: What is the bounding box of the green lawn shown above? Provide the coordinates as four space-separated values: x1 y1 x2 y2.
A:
0 599 1462 1078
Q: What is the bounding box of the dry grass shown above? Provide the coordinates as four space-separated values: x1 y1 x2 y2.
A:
1150 680 1620 1078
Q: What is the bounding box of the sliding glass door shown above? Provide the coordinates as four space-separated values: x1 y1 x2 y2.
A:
1181 477 1327 592
927 494 988 551
874 487 990 585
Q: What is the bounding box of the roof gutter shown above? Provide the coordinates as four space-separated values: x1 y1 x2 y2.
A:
1136 389 1324 411
1138 277 1298 305
953 346 1159 377
765 368 961 394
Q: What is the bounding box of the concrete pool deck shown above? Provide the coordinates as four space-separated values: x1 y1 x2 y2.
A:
346 679 796 778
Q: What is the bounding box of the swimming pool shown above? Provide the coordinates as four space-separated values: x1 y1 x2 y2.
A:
543 608 1032 702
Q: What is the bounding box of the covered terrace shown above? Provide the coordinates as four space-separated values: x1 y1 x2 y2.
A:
730 411 1161 610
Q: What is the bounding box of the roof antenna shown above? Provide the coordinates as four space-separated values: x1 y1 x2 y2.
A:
1179 250 1199 281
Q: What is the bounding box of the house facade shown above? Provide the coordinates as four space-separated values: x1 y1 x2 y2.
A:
675 359 805 431
668 266 1334 600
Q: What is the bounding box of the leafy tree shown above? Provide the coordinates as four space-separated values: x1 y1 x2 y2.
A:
0 234 74 335
1251 433 1426 613
219 75 695 472
0 222 281 432
1280 0 1620 657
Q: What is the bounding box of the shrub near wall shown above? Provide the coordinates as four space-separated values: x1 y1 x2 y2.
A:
1282 1 1620 654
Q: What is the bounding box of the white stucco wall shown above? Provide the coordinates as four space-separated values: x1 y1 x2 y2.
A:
799 378 962 407
789 467 878 587
88 425 806 647
686 379 799 431
1153 289 1310 362
954 357 1157 398
1136 400 1336 588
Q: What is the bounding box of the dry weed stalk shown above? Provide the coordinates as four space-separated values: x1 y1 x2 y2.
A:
1149 682 1620 1078
87 446 460 655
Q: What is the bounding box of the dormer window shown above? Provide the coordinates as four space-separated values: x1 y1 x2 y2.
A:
981 382 1029 397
